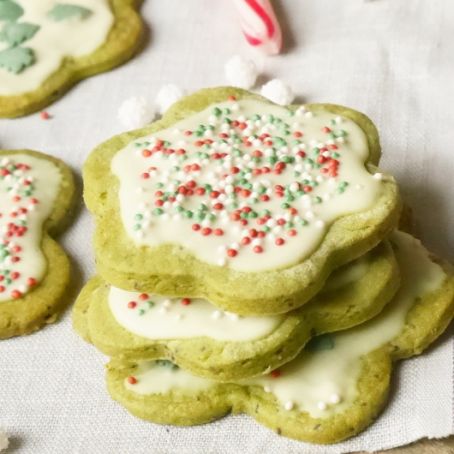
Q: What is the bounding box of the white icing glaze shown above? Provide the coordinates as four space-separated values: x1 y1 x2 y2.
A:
0 154 61 302
0 0 113 96
125 361 209 396
108 288 282 341
124 232 446 419
112 99 383 272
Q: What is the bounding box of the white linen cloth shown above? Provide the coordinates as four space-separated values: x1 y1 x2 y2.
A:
0 1 453 452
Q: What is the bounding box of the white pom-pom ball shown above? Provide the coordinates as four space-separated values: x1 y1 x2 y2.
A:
225 55 258 89
260 79 294 105
0 429 9 452
155 84 185 114
117 96 155 130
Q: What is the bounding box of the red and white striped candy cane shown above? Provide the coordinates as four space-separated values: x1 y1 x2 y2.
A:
232 0 283 55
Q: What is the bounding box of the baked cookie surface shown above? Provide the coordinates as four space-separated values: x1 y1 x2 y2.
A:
84 87 401 315
0 0 143 117
73 241 399 380
0 149 75 338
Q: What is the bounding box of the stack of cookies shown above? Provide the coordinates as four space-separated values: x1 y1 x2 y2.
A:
74 87 454 444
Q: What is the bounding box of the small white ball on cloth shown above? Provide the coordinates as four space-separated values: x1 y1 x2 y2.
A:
0 429 9 452
225 55 258 89
260 79 294 105
117 96 156 130
155 84 185 114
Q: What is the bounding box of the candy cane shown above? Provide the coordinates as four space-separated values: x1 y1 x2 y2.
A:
232 0 283 55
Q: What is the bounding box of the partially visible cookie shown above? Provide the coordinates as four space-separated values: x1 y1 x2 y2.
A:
74 241 399 380
106 231 454 443
0 0 143 118
0 150 75 339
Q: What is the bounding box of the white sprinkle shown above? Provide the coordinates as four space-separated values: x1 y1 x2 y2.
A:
317 401 327 411
289 182 299 192
329 393 341 404
355 184 364 190
217 258 227 267
162 299 172 308
305 111 314 118
264 386 272 393
226 312 239 321
373 172 383 180
284 401 294 411
211 310 223 320
315 220 325 229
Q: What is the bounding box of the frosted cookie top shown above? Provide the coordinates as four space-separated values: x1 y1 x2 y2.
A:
0 0 113 96
0 154 61 302
112 98 384 272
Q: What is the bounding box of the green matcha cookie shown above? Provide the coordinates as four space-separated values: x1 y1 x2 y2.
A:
73 240 399 380
84 87 401 315
0 0 143 118
0 150 75 338
106 231 454 443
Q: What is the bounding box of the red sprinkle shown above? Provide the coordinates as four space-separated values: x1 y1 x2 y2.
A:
128 301 137 309
127 376 138 385
270 370 281 378
181 298 191 305
227 249 237 257
241 236 251 245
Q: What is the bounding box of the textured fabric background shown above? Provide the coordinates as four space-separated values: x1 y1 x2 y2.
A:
0 1 453 453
